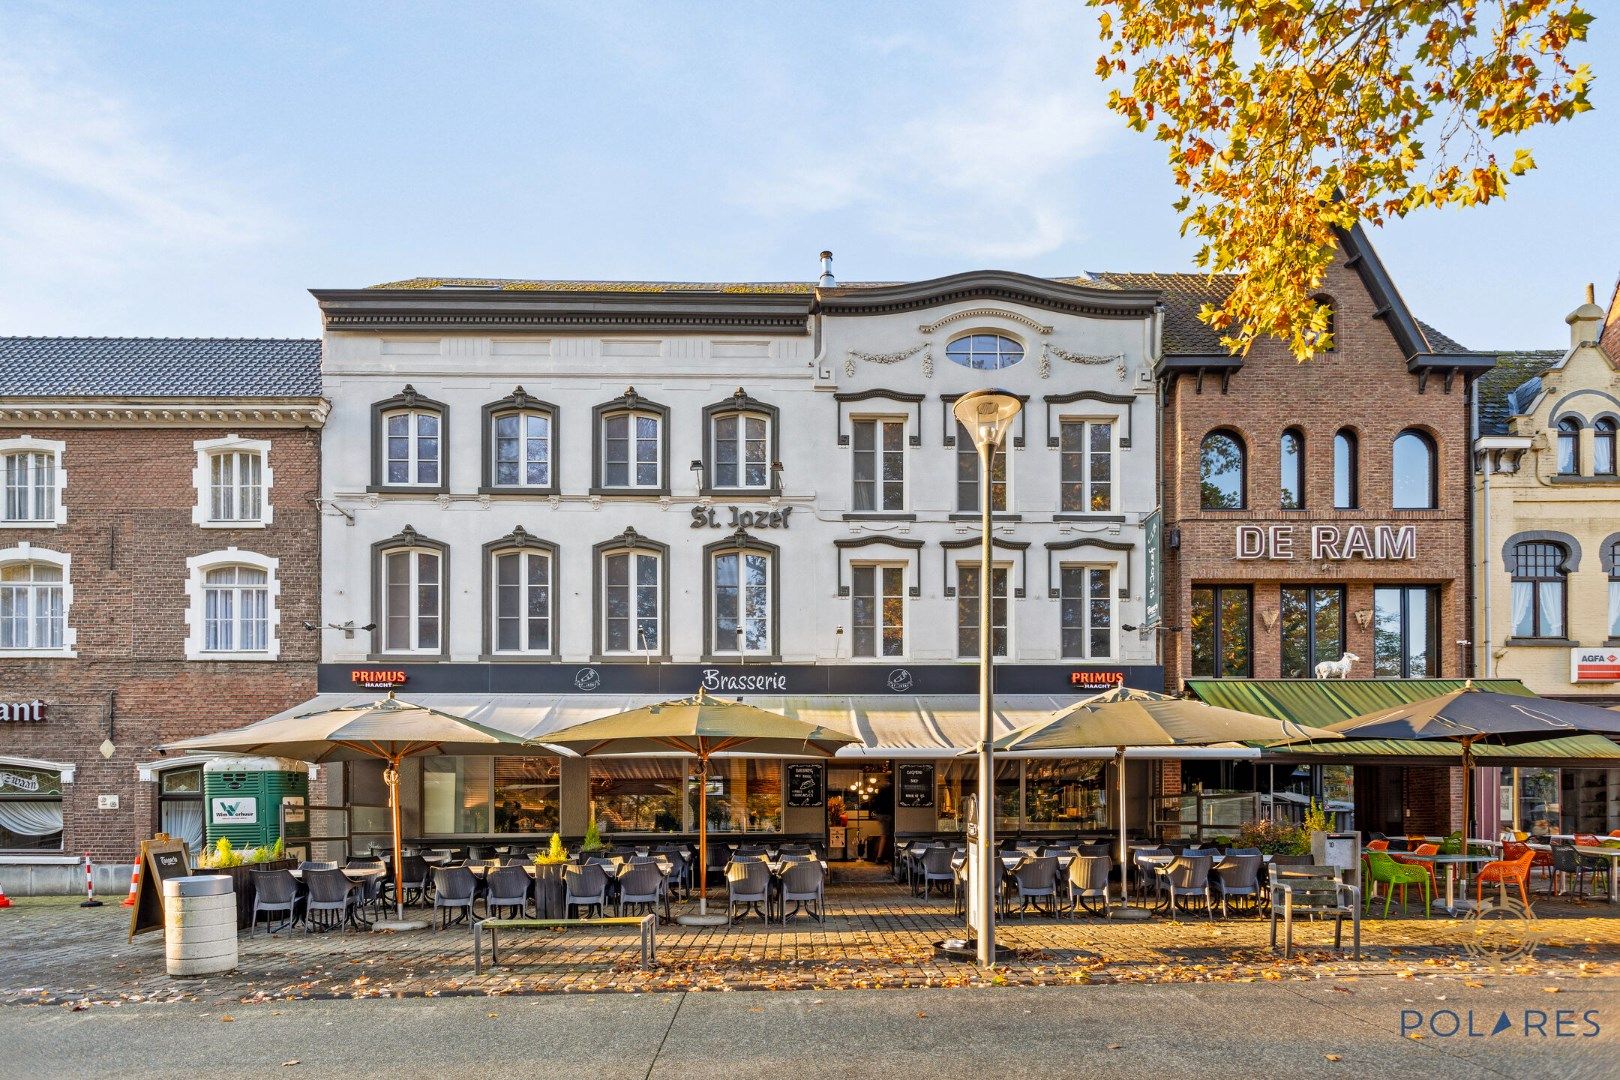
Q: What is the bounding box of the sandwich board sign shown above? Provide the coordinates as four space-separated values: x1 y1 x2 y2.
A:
128 835 192 940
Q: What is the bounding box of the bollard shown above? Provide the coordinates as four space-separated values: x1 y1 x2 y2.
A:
79 853 103 908
164 875 237 976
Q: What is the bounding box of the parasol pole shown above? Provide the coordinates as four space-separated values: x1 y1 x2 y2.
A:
1116 748 1127 904
697 750 709 916
386 751 405 922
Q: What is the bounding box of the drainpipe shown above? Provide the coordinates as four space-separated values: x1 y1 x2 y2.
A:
1480 452 1493 678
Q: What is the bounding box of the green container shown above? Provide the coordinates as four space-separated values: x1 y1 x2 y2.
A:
203 756 310 851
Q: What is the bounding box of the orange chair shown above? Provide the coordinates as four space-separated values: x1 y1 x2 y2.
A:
1502 840 1554 891
1477 850 1536 908
1365 839 1389 851
1609 830 1620 839
1394 842 1440 896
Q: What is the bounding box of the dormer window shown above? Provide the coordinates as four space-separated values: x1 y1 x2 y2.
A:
371 386 448 494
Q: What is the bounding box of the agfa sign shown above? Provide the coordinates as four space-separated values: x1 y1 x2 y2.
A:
1571 649 1620 683
1235 524 1417 562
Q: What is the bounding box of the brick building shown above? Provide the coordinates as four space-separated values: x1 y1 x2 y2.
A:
0 339 325 893
1137 225 1496 836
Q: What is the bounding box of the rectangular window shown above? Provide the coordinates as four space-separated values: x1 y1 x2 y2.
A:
1610 576 1620 639
591 757 689 833
3 452 55 522
0 564 64 650
492 758 559 833
603 413 660 488
493 412 551 487
0 765 63 850
422 757 491 835
957 563 1009 657
1373 586 1439 678
493 550 551 653
1060 565 1113 659
203 565 268 653
1280 586 1345 678
1190 585 1251 677
851 564 905 658
208 452 263 522
713 413 769 489
956 423 1008 512
383 549 440 653
690 758 782 834
1023 759 1108 829
1059 420 1113 512
851 418 905 511
713 550 770 654
604 550 660 653
385 411 440 486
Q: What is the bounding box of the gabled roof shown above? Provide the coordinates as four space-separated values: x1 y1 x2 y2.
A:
0 338 322 398
1475 349 1565 436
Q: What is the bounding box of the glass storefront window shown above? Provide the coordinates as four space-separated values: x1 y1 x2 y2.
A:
591 758 688 834
493 758 559 833
422 757 491 835
1373 586 1439 678
1023 759 1106 829
1515 767 1561 834
688 758 782 834
0 765 63 850
1190 585 1252 677
1280 586 1344 678
936 759 1078 832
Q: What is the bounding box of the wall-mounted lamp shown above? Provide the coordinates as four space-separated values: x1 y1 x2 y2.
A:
303 620 377 639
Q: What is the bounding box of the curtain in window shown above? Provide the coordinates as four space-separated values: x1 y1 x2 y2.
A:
1610 580 1620 638
160 800 205 854
1511 581 1533 638
0 799 63 835
1539 582 1565 637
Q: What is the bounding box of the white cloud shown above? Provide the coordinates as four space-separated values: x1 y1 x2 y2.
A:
0 39 276 293
736 3 1118 263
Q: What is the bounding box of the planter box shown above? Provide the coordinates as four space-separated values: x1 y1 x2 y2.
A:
533 862 566 918
191 860 295 930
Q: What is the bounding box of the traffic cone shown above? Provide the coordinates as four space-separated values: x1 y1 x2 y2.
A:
0 877 11 908
121 859 141 907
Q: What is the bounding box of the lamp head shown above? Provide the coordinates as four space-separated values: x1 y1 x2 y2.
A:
952 388 1022 451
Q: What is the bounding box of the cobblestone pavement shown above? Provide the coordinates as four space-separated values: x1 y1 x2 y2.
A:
5 868 1618 1007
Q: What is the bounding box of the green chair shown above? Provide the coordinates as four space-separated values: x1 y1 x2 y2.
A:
1362 851 1431 918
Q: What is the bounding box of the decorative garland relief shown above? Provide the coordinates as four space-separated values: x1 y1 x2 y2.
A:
1041 343 1127 381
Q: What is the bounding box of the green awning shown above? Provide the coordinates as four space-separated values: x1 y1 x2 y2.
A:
1183 678 1620 764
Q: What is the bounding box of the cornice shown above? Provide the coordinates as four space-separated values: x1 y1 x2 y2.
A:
0 397 329 428
815 271 1161 320
311 288 813 336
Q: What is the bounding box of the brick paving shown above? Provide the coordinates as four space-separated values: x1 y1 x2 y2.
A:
5 866 1618 1007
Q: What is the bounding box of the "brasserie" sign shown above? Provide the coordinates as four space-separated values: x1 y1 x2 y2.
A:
1235 524 1417 562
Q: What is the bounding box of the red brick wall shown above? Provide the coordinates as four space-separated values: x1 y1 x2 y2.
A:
0 425 321 863
1161 252 1473 685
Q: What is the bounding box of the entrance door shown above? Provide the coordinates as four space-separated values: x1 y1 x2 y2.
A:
827 764 892 861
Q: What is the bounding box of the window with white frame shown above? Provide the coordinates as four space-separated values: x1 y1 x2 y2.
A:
1609 540 1620 639
601 547 662 654
184 550 279 660
711 546 772 656
956 422 1009 512
492 410 552 488
956 563 1009 658
602 411 661 489
0 437 64 526
851 418 905 511
0 547 72 654
192 436 272 526
710 411 770 491
384 410 442 487
1059 565 1113 659
381 545 443 653
492 547 553 654
1058 420 1112 513
851 564 905 658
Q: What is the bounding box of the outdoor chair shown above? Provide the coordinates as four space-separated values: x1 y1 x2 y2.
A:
1365 839 1389 852
1476 850 1536 909
656 847 690 896
298 860 338 873
431 865 478 929
563 863 610 918
1211 853 1263 916
498 855 527 866
1501 840 1554 890
1550 841 1592 898
1269 865 1360 960
1156 854 1214 921
1392 842 1441 897
249 868 302 934
1077 843 1111 858
616 861 664 917
392 854 431 907
1040 844 1077 857
1362 851 1431 918
726 858 772 923
1008 855 1060 919
1065 854 1112 917
919 846 956 898
1131 846 1169 905
736 844 770 858
779 859 826 923
481 865 532 918
304 867 359 933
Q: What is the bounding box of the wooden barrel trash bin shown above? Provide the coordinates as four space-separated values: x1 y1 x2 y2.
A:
164 874 238 977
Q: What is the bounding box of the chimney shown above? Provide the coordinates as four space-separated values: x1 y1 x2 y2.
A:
1567 281 1604 347
818 250 836 288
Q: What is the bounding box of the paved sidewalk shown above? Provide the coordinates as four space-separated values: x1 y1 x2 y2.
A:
4 874 1617 1007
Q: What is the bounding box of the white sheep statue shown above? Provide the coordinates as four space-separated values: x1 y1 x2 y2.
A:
1314 652 1360 679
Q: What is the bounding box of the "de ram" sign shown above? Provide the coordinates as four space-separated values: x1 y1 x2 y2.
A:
1235 524 1417 562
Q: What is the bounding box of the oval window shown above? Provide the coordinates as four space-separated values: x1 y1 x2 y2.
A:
945 334 1023 371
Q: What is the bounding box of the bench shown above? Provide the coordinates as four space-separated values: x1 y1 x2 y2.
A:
1269 865 1360 960
472 915 657 974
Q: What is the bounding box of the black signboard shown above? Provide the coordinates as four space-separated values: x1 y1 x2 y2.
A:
785 763 824 808
128 837 192 940
897 763 935 808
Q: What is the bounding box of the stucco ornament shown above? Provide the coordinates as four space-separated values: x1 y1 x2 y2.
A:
1042 344 1126 381
845 345 927 378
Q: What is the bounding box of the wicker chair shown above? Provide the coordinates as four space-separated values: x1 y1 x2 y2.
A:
1157 854 1214 921
617 862 664 917
1007 855 1060 918
1211 853 1263 916
304 867 358 933
919 846 956 898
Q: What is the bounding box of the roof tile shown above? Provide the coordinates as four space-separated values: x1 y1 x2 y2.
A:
0 338 321 398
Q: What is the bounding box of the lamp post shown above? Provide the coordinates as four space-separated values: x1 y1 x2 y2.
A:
952 388 1022 968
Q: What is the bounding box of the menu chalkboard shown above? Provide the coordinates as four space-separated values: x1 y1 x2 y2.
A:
785 763 823 808
128 836 192 940
897 763 935 808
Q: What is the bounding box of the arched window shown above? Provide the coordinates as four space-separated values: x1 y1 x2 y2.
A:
1199 430 1246 510
0 560 65 650
1279 429 1305 509
945 333 1023 371
1392 430 1436 509
1595 418 1616 476
1556 417 1582 476
373 527 446 655
483 387 557 494
488 534 556 657
593 388 669 494
371 385 446 492
703 389 778 494
1511 540 1567 639
1333 429 1358 509
1608 539 1620 639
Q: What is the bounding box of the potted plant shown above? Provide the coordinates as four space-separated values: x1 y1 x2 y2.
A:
194 836 295 929
580 819 605 855
532 832 568 917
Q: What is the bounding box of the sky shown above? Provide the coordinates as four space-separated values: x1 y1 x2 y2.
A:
0 1 1615 349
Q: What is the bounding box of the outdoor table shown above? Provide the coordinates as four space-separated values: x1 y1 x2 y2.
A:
287 866 386 882
1575 845 1620 904
1388 852 1496 914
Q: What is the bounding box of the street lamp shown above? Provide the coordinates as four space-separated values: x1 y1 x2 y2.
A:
951 388 1022 968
